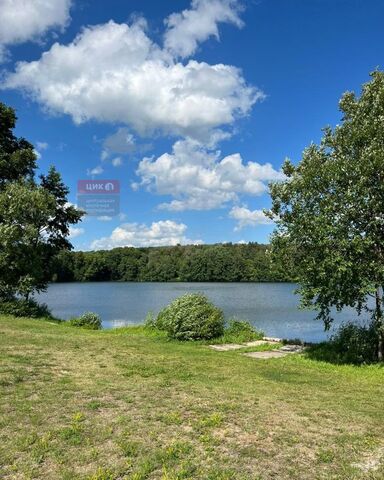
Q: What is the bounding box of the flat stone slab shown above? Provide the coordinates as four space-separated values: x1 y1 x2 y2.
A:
243 344 304 360
263 336 282 343
208 339 305 357
279 344 304 353
209 344 246 351
244 340 272 347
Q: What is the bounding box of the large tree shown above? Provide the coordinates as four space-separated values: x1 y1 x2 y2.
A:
0 102 83 299
268 71 384 360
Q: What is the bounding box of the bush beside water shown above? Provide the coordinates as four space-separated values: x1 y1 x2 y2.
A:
153 293 225 340
68 312 102 330
149 294 264 342
307 321 379 365
220 319 264 344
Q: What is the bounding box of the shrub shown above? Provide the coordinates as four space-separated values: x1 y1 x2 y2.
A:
0 298 53 319
155 293 224 340
329 321 378 364
222 318 264 343
144 311 156 328
68 312 102 330
306 321 379 365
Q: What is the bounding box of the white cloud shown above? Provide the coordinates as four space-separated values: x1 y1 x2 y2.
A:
135 139 285 211
33 141 49 160
164 0 243 58
97 216 113 222
100 150 109 161
36 141 48 150
87 165 104 176
0 0 71 60
2 14 260 142
229 206 273 230
111 157 123 167
69 226 85 238
91 220 202 250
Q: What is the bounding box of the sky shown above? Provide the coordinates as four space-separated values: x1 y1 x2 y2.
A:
0 0 383 250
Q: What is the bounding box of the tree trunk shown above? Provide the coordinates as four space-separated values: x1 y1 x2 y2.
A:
375 286 384 362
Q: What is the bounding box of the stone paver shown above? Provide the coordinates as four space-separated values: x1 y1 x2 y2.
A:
243 344 304 359
209 339 304 359
209 344 245 351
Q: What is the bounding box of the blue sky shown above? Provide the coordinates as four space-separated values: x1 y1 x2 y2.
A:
1 0 383 250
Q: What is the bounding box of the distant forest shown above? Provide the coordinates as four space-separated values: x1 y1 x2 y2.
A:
52 243 296 283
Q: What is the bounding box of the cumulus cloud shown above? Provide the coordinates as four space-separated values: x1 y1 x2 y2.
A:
36 141 49 151
87 165 104 176
229 206 273 230
111 157 123 167
135 139 285 211
164 0 243 58
33 141 49 160
2 12 260 142
69 226 85 238
0 0 71 60
91 220 202 250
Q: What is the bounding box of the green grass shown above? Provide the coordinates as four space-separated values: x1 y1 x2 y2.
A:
0 315 384 479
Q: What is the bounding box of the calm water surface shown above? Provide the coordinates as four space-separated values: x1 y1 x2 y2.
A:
35 282 370 343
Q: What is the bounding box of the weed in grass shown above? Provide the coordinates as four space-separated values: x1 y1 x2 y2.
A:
59 412 85 445
87 467 115 480
118 437 140 458
87 400 103 410
31 433 52 464
197 412 224 430
161 411 183 425
317 448 336 463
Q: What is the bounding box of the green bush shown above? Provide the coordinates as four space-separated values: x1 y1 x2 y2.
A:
0 298 53 319
68 312 102 330
155 293 224 340
307 321 379 365
222 318 264 343
329 322 378 364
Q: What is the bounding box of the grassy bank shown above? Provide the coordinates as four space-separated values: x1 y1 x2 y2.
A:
0 315 383 479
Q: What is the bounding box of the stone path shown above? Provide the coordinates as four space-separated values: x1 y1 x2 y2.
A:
208 340 305 359
243 344 304 359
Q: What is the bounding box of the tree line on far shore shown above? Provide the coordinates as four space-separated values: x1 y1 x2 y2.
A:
52 243 297 283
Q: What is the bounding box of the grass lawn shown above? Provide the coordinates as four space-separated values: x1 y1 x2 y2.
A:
0 315 383 480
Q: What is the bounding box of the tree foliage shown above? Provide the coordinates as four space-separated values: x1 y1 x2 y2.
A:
0 102 83 299
52 242 297 283
268 71 384 359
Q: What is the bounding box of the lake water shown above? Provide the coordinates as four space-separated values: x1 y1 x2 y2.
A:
35 282 371 343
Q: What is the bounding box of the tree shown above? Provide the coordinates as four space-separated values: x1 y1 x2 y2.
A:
0 102 83 300
268 71 384 360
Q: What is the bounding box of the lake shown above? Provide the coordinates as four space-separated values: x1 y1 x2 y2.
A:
35 282 371 343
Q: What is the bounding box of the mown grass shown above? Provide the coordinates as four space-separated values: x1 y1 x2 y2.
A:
0 315 384 479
